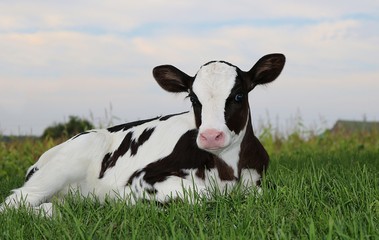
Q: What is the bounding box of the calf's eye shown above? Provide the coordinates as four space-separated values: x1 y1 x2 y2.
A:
234 93 244 103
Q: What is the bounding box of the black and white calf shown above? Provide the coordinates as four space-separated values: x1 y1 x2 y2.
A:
0 53 285 214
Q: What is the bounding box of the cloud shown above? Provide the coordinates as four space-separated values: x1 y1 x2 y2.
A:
2 1 377 33
0 1 378 135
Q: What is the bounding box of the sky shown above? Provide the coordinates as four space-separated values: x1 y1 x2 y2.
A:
0 0 378 136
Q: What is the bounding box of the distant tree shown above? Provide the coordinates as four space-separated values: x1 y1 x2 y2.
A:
41 116 94 140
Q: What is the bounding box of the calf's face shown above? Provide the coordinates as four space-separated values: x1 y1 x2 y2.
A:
190 62 249 151
153 53 285 152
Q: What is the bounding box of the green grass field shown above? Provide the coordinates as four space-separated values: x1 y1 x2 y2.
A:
0 130 378 239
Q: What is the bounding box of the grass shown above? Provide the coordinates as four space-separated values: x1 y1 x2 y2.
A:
0 130 378 239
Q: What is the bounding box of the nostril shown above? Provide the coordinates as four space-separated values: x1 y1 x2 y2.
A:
215 132 224 141
200 133 208 141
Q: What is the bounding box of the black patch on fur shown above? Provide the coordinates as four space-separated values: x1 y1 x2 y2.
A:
202 60 235 68
159 111 189 121
238 116 269 177
189 91 202 128
256 179 262 187
107 117 159 133
71 131 91 140
130 127 155 156
145 188 158 195
224 70 249 135
126 130 236 187
99 153 112 179
25 167 39 182
214 157 237 181
127 170 143 185
99 132 134 178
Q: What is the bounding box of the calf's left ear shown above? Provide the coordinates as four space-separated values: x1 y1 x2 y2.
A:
153 65 194 93
246 53 286 91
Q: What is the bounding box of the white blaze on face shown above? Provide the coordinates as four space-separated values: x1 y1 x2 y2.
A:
192 62 238 150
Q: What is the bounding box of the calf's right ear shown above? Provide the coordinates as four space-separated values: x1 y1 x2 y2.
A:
153 65 194 93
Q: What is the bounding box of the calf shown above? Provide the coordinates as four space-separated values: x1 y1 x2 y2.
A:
0 53 285 215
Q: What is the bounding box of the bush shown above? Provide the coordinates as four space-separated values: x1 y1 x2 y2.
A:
41 116 94 140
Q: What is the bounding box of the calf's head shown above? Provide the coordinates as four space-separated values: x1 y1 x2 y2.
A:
153 53 285 153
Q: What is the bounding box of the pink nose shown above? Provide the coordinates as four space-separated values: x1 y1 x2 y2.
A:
198 129 225 149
